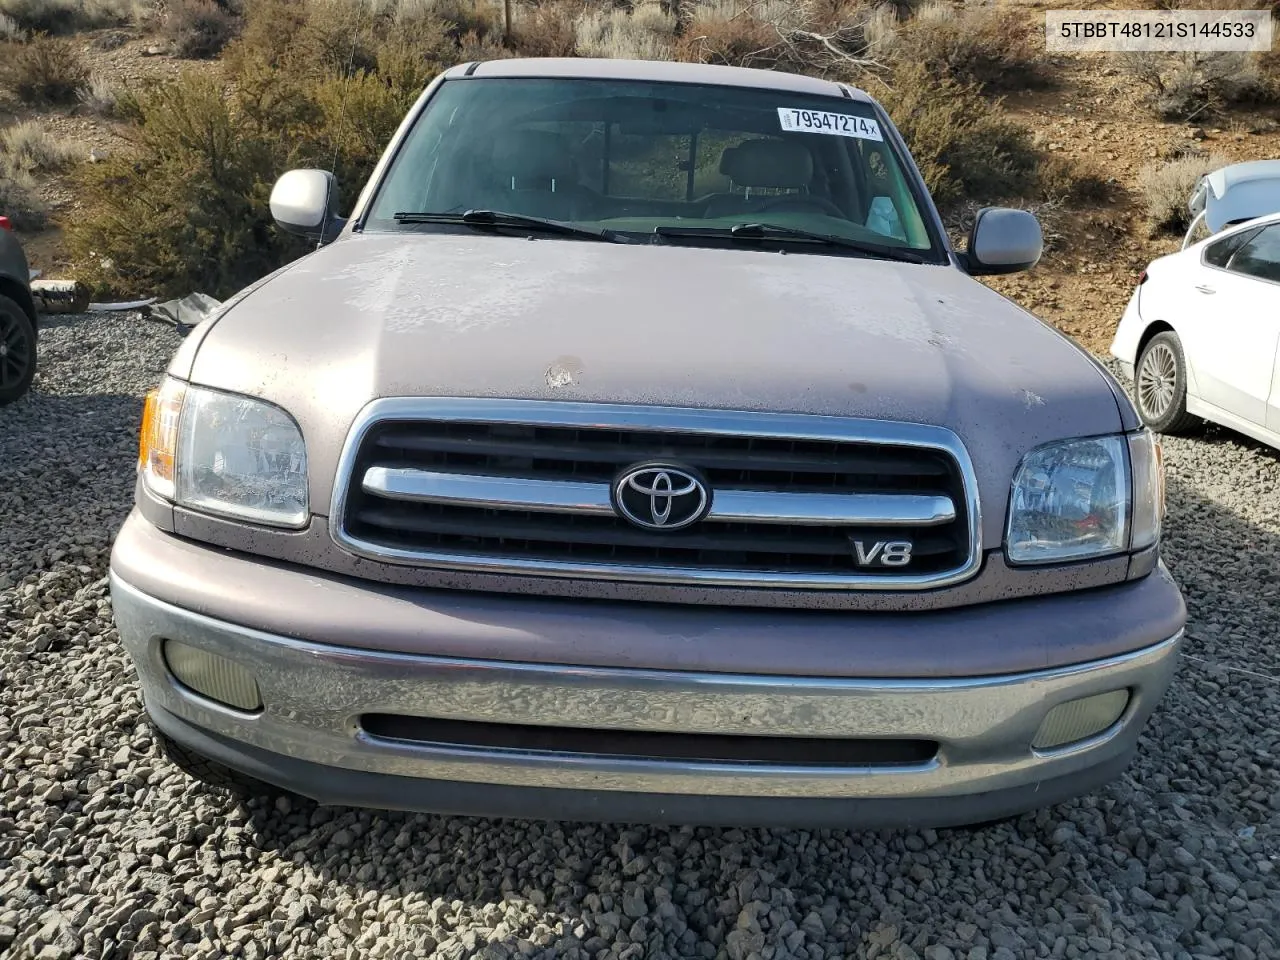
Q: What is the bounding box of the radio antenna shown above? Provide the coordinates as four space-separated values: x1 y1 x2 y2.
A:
321 0 370 248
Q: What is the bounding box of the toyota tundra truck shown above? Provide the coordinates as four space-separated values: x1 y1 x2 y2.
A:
108 57 1186 828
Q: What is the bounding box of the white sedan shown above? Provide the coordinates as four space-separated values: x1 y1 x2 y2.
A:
1111 208 1280 447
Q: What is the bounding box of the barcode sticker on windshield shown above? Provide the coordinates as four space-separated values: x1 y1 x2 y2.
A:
778 108 883 141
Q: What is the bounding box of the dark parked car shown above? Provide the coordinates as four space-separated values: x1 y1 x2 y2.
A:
0 216 38 405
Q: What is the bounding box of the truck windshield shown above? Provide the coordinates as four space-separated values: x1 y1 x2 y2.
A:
364 77 942 258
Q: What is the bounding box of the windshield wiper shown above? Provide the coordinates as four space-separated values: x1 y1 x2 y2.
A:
652 222 926 264
393 209 630 243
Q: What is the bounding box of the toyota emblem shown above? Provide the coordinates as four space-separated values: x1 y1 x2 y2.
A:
612 463 711 531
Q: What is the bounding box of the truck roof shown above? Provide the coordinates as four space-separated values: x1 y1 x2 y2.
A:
444 57 873 103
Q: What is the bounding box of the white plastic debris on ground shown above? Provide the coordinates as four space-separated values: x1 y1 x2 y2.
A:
86 298 158 313
149 292 222 326
26 272 221 333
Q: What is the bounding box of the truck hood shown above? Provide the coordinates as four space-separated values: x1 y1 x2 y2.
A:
185 232 1126 543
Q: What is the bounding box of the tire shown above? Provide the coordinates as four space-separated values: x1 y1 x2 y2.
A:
1134 331 1198 434
0 294 36 406
153 727 294 803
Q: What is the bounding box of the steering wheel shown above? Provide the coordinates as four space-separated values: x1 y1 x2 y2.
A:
752 195 846 217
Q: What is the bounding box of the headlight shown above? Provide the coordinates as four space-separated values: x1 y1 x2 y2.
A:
139 377 308 528
1006 435 1130 564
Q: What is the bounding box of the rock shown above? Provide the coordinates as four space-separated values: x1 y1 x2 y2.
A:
800 912 826 938
622 889 647 920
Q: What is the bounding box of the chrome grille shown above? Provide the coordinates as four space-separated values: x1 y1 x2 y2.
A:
330 399 982 590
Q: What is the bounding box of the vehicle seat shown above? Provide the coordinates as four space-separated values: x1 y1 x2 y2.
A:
702 140 815 220
480 130 593 221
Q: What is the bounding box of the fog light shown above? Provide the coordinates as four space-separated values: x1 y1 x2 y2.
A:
163 639 262 711
1032 690 1129 750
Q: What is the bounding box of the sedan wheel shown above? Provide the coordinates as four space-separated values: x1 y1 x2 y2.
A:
1134 331 1196 434
0 296 36 405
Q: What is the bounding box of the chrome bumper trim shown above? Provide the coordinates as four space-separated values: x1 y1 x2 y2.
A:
113 574 1182 800
330 398 983 590
362 465 957 527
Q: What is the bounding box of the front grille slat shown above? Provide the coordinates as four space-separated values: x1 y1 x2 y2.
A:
362 466 957 527
352 504 959 559
372 430 950 478
335 402 979 590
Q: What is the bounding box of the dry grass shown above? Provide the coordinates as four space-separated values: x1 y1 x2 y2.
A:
513 1 577 57
1118 50 1277 120
76 73 122 116
1139 153 1229 234
679 6 778 67
0 10 25 38
1 120 80 171
575 2 677 60
0 0 154 32
1145 0 1274 9
163 0 241 58
0 33 90 105
394 0 501 39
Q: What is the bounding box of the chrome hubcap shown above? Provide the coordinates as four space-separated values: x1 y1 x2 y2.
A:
1137 343 1177 420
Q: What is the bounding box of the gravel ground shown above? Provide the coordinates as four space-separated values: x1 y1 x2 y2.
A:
1 314 1278 960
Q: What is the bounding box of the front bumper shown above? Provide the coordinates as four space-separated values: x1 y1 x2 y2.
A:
109 527 1186 827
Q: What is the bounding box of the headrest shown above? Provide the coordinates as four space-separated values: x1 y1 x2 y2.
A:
491 130 579 186
719 139 813 189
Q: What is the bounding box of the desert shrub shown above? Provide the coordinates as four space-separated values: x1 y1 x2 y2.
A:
1139 153 1228 234
393 0 502 43
294 0 382 75
222 0 311 71
163 0 241 58
0 120 80 171
76 73 121 116
66 72 315 298
0 157 47 229
0 33 90 105
885 0 1049 92
0 0 150 32
1036 154 1111 206
678 7 776 66
576 2 676 59
514 0 577 56
1118 50 1276 119
67 0 492 299
308 69 426 188
875 60 1039 210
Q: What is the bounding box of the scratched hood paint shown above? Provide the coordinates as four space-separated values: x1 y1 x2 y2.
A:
186 232 1126 539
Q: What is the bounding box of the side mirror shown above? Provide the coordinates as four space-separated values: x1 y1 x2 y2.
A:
270 169 346 245
961 207 1042 276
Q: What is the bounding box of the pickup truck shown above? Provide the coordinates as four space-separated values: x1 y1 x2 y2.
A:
109 57 1186 828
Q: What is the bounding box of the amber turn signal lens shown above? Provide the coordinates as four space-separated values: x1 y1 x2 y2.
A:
138 378 186 499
